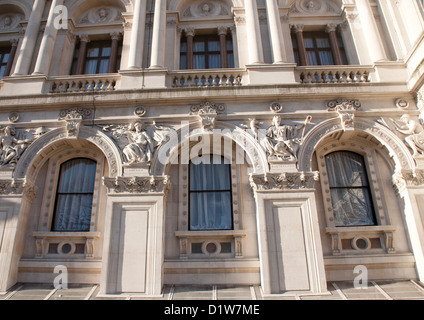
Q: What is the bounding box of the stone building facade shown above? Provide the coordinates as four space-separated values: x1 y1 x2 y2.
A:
0 0 424 297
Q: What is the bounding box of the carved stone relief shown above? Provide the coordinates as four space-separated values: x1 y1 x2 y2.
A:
181 0 231 18
0 14 24 31
327 98 361 131
260 115 312 161
289 0 341 16
103 175 170 194
78 6 123 25
190 102 226 131
102 120 173 165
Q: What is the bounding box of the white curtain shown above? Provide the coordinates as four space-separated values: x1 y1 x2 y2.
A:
325 151 375 226
190 156 232 230
53 158 97 231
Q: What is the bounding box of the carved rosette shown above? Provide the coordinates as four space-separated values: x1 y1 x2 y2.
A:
103 175 170 194
249 171 319 192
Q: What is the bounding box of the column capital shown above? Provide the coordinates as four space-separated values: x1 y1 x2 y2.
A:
183 27 195 37
291 24 304 33
110 32 122 40
217 26 228 36
325 23 339 33
79 33 90 42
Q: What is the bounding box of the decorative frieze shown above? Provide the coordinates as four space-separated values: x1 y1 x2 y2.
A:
103 175 170 194
249 171 319 192
393 169 424 193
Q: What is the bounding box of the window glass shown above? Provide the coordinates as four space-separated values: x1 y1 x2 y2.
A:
325 151 376 227
0 47 11 78
189 155 232 230
52 158 97 232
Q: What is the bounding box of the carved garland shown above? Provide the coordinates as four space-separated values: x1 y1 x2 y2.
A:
103 176 170 194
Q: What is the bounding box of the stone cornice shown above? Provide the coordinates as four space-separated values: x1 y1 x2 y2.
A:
249 171 319 192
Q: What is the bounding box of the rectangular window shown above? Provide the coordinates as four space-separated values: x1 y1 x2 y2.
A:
52 158 97 232
189 155 233 230
181 33 234 70
325 151 376 227
71 39 122 75
292 31 348 66
0 47 11 78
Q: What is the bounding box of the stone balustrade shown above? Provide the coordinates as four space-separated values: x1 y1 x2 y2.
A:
296 66 374 84
170 69 244 88
49 75 119 93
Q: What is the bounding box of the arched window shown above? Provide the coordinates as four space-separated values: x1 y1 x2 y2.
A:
52 158 97 232
325 151 376 227
189 155 233 230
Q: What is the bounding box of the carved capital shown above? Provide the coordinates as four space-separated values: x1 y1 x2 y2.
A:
103 175 170 194
249 172 319 192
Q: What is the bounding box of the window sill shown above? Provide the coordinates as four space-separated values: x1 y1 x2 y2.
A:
325 225 396 255
32 231 100 259
175 230 246 259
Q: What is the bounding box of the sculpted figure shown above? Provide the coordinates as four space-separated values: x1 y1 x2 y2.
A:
261 115 311 160
122 121 153 164
0 126 32 166
394 114 424 156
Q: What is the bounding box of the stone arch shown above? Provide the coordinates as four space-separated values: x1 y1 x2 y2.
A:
150 121 269 176
67 0 131 22
297 117 416 173
14 126 123 181
0 1 31 20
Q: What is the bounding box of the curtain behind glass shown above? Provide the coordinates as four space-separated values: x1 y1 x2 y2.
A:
190 156 232 230
52 158 97 231
325 151 375 226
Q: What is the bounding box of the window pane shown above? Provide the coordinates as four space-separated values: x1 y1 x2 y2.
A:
209 54 221 69
180 42 187 53
87 47 100 57
330 188 375 226
208 40 220 52
58 158 96 193
1 53 9 64
227 53 234 68
84 60 98 74
193 55 205 69
0 65 6 78
326 152 369 188
306 51 318 65
304 38 315 49
193 41 205 52
318 51 334 65
101 47 111 57
190 191 232 230
316 37 330 48
53 194 93 231
98 59 110 73
190 159 231 191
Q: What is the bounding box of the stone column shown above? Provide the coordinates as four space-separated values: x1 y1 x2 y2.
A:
12 0 46 75
185 27 195 70
265 0 285 63
326 24 343 65
218 26 228 68
127 0 147 69
108 33 121 73
150 0 167 68
244 0 264 64
4 39 18 77
33 0 64 75
355 0 387 62
292 24 308 66
75 34 89 75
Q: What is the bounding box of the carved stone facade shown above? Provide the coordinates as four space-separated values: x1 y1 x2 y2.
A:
0 0 424 299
